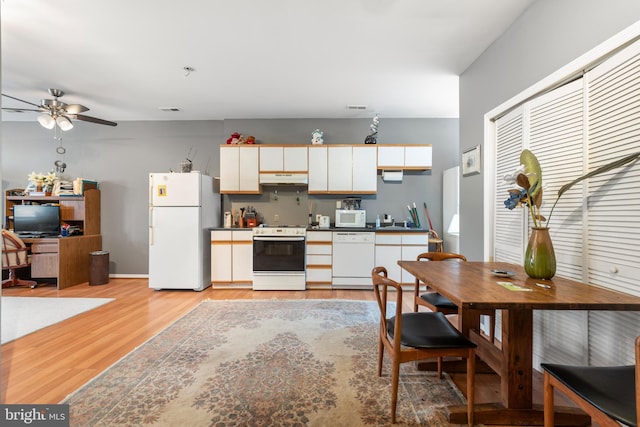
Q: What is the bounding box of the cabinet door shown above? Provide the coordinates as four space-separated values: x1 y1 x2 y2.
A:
308 146 328 192
232 242 253 282
31 253 59 278
353 146 377 192
239 146 259 192
283 147 308 171
220 146 240 193
211 231 232 282
328 146 352 191
259 146 284 171
375 244 402 283
405 146 432 169
400 235 428 283
232 230 253 282
377 146 405 168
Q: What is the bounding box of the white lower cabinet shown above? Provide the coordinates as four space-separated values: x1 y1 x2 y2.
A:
375 233 403 282
211 230 232 282
211 229 253 285
213 230 428 288
306 231 332 287
399 233 429 284
375 232 429 284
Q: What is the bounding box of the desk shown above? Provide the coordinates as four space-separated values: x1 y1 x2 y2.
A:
23 235 102 289
398 260 640 425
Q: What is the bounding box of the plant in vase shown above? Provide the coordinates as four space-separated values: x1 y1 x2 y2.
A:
27 171 57 195
504 149 640 279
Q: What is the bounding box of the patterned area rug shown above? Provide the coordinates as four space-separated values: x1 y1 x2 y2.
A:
63 300 466 426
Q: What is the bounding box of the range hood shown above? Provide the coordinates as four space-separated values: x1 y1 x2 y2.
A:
259 173 308 185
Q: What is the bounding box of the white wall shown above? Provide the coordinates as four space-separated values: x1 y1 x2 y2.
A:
459 0 640 260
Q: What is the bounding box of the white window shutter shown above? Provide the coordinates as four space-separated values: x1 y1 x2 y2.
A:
527 78 585 281
494 107 525 264
527 79 589 368
586 38 640 365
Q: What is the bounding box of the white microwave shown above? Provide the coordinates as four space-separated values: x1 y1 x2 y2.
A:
335 209 366 228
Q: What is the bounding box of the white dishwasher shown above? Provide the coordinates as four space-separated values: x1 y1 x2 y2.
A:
332 231 375 289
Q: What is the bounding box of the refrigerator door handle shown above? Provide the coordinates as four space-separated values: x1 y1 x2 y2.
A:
149 176 154 206
149 207 154 245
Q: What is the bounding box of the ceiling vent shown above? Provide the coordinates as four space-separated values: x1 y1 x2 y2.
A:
158 107 181 112
346 104 367 110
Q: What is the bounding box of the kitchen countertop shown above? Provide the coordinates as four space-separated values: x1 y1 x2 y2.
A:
209 226 430 233
308 225 429 232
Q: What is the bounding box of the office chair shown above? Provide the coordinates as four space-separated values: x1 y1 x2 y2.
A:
2 229 38 288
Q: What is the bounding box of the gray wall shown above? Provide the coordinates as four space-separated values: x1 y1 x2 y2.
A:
459 0 640 260
2 118 458 275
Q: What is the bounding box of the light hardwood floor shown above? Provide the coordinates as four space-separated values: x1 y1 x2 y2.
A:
0 278 577 425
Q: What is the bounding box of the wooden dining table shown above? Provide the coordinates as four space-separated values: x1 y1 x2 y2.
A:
398 260 640 426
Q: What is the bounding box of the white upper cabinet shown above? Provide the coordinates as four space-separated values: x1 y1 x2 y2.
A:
308 146 328 192
352 146 377 192
284 147 308 171
220 145 260 194
377 146 404 168
309 145 376 194
259 146 308 172
404 146 432 168
259 146 283 171
377 145 432 170
327 146 353 192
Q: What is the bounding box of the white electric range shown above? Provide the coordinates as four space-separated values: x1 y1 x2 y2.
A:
252 225 307 290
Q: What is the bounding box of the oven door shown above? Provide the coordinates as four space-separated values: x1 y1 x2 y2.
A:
253 236 306 272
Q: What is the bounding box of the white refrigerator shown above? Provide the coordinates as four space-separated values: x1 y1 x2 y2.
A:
149 172 220 291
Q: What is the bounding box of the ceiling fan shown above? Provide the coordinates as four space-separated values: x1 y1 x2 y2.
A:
1 88 117 130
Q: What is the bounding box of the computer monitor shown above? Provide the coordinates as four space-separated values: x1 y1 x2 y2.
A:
13 205 61 237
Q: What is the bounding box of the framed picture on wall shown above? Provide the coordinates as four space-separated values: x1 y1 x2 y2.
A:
462 145 481 176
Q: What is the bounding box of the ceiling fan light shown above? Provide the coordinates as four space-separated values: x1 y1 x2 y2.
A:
56 116 73 131
37 114 55 129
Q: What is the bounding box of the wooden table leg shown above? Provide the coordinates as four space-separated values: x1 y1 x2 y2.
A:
501 308 533 409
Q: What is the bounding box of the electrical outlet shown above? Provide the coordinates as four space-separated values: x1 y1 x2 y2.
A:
336 201 341 208
274 214 279 222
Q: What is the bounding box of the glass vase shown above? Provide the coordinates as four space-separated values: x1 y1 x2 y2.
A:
524 227 556 279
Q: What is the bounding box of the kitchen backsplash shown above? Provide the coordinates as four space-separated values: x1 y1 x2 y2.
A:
223 172 439 229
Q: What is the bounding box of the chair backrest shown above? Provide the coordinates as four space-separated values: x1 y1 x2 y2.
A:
416 251 467 262
2 229 29 269
372 266 404 349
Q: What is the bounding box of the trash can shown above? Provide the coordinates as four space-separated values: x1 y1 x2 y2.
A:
89 251 109 285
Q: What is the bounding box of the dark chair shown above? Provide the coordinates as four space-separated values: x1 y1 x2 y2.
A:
541 336 640 427
2 229 38 288
372 266 476 425
413 251 496 343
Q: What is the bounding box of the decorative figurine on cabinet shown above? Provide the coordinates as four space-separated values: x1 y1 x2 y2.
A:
364 114 379 144
311 129 323 145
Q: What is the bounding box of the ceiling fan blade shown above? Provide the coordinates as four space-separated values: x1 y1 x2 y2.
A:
64 103 90 114
2 93 42 108
72 114 118 127
2 107 42 113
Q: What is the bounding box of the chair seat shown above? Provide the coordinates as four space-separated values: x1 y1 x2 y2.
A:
387 311 475 349
420 292 458 310
541 363 637 427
